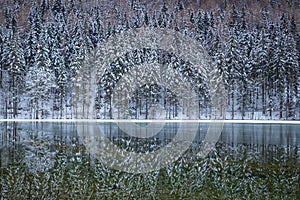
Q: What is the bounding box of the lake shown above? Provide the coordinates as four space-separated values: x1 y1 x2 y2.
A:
1 121 299 199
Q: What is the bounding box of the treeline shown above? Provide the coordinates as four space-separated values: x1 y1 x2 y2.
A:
0 0 299 119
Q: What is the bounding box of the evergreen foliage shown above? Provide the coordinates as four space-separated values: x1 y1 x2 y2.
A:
0 1 299 119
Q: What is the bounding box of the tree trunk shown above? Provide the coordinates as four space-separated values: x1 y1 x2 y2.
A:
109 96 112 119
60 93 63 119
279 88 283 119
241 95 244 120
145 97 148 119
198 100 201 119
286 85 290 120
262 80 266 115
135 91 139 119
42 100 44 119
12 78 17 118
251 90 254 120
35 98 39 119
231 79 234 120
4 97 8 119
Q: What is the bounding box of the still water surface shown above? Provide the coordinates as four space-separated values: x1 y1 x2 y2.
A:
1 122 299 199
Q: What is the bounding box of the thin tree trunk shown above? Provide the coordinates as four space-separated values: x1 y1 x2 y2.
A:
198 100 201 119
117 92 120 119
241 95 244 120
109 96 112 119
286 85 290 120
145 96 148 119
135 91 138 119
35 98 39 119
42 100 44 119
60 93 63 119
4 97 8 119
231 79 234 120
251 90 254 120
12 79 17 118
262 80 266 115
279 88 283 119
269 95 272 119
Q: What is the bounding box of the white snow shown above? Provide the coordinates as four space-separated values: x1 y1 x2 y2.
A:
0 119 299 124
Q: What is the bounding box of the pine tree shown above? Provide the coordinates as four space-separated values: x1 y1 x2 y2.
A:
175 0 184 11
52 0 65 15
4 33 26 118
265 23 277 118
25 3 41 70
212 36 228 84
69 11 92 80
0 28 6 118
270 27 286 119
0 28 3 89
248 30 261 119
255 27 270 116
282 33 298 119
236 29 252 120
87 10 100 47
224 30 239 119
0 1 299 120
26 26 56 119
50 11 68 118
40 0 50 15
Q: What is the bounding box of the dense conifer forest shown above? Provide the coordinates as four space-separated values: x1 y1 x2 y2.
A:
0 0 299 119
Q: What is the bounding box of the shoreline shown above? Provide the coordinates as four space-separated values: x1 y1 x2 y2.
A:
0 119 299 124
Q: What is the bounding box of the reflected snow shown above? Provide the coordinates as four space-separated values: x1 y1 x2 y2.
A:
0 122 299 199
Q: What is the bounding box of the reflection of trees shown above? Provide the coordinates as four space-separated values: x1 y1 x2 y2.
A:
0 122 21 168
1 122 299 199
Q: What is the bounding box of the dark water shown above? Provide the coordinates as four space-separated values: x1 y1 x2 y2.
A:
1 122 299 199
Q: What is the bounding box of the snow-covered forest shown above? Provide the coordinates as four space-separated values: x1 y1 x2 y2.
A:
0 0 299 120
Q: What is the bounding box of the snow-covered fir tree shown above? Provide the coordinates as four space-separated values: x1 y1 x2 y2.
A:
0 0 299 120
26 25 56 119
3 33 26 118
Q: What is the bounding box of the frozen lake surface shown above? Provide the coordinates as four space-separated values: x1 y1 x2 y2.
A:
1 121 299 199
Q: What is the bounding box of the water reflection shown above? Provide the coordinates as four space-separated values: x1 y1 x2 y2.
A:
0 122 299 199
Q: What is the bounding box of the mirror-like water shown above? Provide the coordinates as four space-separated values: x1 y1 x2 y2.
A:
1 122 299 199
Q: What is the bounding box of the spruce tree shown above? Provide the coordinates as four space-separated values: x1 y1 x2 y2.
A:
224 30 239 119
50 11 68 118
26 26 56 119
5 34 25 118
